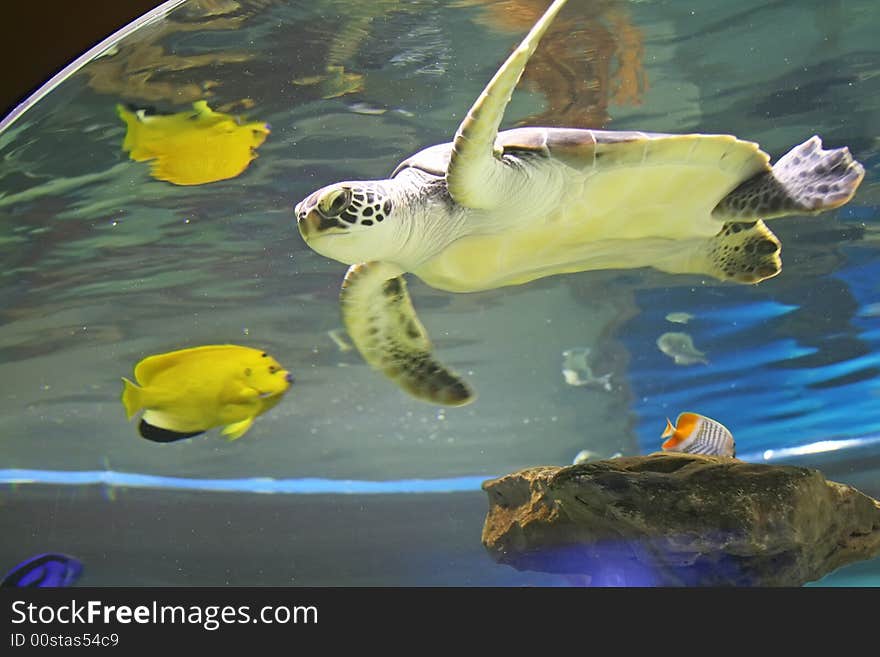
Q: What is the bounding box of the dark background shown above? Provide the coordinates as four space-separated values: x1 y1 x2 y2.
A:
1 0 166 120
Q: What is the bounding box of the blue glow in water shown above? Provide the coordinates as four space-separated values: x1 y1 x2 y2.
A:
621 248 880 457
6 430 880 495
0 469 495 494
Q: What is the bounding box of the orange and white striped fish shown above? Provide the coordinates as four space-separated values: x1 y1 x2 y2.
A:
661 412 736 457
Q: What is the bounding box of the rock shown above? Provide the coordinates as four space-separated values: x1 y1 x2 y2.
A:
481 453 880 586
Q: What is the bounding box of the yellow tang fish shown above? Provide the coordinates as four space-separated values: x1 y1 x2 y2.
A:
121 345 293 443
661 412 736 458
117 101 270 185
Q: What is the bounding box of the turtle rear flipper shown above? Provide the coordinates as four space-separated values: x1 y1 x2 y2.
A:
704 220 782 284
713 136 865 221
341 262 474 406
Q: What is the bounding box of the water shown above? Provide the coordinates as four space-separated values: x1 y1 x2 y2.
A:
1 0 878 586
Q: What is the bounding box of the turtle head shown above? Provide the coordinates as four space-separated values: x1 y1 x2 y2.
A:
296 181 399 264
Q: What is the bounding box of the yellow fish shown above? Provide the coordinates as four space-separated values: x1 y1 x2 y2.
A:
121 345 293 442
117 101 270 185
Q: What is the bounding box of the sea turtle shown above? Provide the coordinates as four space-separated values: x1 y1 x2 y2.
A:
294 0 864 406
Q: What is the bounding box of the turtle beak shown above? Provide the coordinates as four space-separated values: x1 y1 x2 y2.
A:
297 209 322 241
295 191 317 230
296 192 343 241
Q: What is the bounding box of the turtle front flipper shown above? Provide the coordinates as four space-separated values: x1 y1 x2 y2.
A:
340 262 475 406
446 0 570 209
713 136 864 221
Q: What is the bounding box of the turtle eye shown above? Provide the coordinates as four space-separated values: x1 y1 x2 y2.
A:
318 188 351 217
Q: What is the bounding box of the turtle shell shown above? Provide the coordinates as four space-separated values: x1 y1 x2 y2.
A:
401 127 775 293
392 127 771 179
